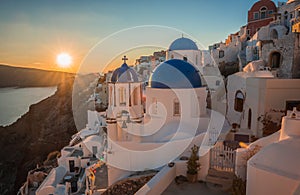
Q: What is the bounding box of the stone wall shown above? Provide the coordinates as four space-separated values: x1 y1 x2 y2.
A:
261 33 295 78
292 33 300 78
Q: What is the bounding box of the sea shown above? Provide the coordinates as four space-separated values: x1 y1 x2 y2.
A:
0 87 57 126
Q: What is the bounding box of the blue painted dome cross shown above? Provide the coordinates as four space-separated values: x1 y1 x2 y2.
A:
110 55 139 83
122 55 128 64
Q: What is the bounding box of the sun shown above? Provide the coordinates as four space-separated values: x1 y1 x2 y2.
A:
56 53 72 68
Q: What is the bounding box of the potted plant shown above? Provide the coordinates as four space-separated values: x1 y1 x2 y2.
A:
186 145 200 183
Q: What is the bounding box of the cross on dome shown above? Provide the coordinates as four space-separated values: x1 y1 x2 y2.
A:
122 55 128 64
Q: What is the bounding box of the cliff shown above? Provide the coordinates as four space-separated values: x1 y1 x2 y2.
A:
0 74 77 194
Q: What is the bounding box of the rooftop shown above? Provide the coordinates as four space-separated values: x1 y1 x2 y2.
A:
70 149 83 157
149 59 202 89
169 37 199 51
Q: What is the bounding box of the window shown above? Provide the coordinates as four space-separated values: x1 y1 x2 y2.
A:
173 99 180 116
183 56 188 61
247 29 251 35
260 7 267 19
253 47 258 55
270 29 278 39
109 86 113 105
119 87 126 106
268 10 273 15
248 109 252 129
219 50 225 58
284 11 288 20
286 101 300 112
254 12 259 20
269 51 281 69
234 91 244 112
253 47 259 60
92 146 97 156
133 86 140 105
69 160 75 172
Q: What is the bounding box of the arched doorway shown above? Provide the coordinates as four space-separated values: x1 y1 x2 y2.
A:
270 29 278 39
248 109 252 129
269 51 281 69
234 91 245 112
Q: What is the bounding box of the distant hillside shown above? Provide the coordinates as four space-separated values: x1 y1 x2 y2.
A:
0 64 74 88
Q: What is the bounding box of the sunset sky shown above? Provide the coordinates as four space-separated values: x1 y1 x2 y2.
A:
0 0 281 73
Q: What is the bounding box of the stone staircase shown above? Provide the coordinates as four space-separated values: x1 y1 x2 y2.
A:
205 168 235 191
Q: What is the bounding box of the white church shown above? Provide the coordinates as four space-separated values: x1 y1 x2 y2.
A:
105 37 228 186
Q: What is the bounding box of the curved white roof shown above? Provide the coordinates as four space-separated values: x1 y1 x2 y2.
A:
169 37 198 51
249 138 300 180
36 166 67 193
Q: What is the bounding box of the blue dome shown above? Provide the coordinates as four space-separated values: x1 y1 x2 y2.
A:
149 59 202 89
169 37 198 51
111 63 138 83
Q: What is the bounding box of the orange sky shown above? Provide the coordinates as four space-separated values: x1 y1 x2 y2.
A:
0 0 261 74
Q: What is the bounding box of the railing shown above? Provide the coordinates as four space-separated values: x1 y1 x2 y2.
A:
210 145 236 172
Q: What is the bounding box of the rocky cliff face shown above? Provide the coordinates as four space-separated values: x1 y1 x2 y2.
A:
0 77 77 195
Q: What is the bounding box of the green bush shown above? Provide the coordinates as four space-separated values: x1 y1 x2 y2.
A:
187 145 200 175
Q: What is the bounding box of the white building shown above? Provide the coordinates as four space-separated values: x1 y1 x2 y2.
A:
247 109 300 195
235 108 300 195
209 26 248 69
166 37 224 91
166 37 202 68
36 110 107 195
134 51 166 82
227 62 300 137
106 56 229 186
227 63 274 129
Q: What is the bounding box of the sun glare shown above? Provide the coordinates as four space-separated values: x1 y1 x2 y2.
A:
56 53 72 68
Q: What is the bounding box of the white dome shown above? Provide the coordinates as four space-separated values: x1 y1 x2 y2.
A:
169 37 198 51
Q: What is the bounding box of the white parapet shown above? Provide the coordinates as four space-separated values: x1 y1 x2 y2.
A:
280 111 300 140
